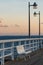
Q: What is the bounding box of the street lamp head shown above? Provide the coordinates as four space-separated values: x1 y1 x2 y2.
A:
33 2 37 9
34 12 37 16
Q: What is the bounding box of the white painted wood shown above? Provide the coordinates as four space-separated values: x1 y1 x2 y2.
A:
0 38 43 65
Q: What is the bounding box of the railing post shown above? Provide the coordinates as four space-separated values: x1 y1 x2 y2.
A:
19 41 21 45
24 41 26 49
33 40 35 51
11 42 14 60
37 40 39 50
37 40 38 49
29 40 31 50
36 40 37 50
39 38 41 49
1 43 4 65
41 40 42 48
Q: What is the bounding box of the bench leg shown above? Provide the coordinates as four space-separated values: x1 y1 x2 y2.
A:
29 55 31 59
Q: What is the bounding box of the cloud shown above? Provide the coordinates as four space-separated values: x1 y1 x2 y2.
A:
15 24 20 27
41 23 43 24
0 25 8 27
0 18 5 23
0 21 2 23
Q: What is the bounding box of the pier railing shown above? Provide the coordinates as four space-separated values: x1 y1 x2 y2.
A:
0 38 43 65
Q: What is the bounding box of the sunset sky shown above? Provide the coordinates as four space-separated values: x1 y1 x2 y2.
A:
0 0 43 35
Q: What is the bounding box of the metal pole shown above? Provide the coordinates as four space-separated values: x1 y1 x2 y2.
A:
38 11 41 49
29 2 30 38
39 11 40 37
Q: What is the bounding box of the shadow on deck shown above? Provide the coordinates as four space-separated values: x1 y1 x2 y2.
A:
5 49 43 65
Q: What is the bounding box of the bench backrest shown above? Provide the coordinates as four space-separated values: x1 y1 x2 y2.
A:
16 45 25 54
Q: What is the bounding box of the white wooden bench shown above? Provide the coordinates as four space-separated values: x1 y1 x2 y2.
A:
16 45 32 60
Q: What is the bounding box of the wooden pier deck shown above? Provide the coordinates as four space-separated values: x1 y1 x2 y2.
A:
4 49 43 65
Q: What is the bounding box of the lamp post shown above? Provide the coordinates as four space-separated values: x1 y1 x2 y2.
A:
34 11 40 37
28 2 37 38
34 11 41 49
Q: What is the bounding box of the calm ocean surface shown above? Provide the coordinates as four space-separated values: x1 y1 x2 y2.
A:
0 35 43 40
